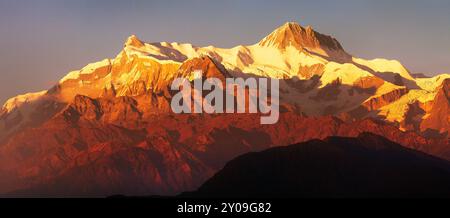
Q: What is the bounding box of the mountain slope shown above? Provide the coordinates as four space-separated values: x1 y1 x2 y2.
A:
0 112 448 197
421 78 450 133
185 133 450 198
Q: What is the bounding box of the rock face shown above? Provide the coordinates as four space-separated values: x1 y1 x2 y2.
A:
185 133 450 198
0 22 449 197
421 79 450 133
362 88 408 111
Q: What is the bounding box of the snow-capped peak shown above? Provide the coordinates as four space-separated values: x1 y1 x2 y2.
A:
258 22 346 55
124 34 144 47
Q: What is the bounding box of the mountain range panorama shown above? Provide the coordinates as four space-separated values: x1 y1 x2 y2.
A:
0 22 449 197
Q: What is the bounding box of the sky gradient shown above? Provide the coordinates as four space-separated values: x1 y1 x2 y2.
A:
1 0 450 104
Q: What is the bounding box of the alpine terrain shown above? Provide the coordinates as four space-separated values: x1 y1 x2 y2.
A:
0 22 449 197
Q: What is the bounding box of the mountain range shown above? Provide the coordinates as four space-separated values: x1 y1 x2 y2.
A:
0 22 448 197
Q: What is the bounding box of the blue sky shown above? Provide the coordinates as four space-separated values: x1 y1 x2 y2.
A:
1 0 450 103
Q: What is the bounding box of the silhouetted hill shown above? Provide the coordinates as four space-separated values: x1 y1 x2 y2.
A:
183 133 450 198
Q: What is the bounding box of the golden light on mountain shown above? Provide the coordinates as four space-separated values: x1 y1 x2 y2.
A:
0 22 449 197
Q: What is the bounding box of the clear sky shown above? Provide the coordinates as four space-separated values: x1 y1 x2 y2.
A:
1 0 450 104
